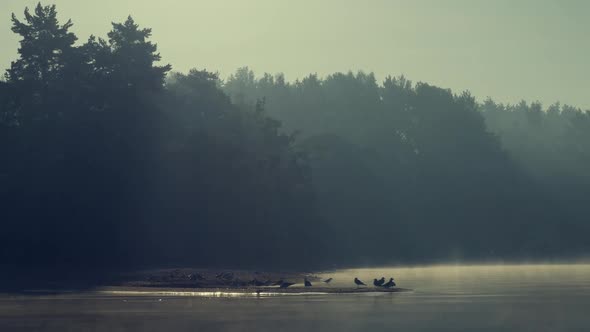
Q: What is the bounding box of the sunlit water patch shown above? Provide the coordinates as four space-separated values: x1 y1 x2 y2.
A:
1 264 589 332
102 290 331 298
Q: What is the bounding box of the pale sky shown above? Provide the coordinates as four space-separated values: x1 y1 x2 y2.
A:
1 0 589 108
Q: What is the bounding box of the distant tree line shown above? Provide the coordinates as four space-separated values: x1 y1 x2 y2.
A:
224 68 590 263
1 5 588 280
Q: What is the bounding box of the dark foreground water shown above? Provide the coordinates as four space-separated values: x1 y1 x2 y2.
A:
1 264 589 331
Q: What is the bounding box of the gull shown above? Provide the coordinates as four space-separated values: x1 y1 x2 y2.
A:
354 278 366 287
373 277 385 287
382 278 396 288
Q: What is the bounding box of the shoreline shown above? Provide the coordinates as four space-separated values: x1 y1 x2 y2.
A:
8 268 410 296
18 286 411 297
103 268 409 295
111 268 322 289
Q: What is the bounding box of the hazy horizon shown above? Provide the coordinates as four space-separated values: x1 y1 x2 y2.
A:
1 0 589 109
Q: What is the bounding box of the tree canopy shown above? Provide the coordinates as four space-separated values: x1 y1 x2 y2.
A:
1 4 589 286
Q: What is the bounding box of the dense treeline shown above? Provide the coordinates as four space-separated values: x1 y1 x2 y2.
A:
0 5 320 277
1 5 589 281
480 100 590 249
224 68 590 262
481 100 590 184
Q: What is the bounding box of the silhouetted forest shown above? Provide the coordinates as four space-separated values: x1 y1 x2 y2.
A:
1 5 589 282
223 69 590 262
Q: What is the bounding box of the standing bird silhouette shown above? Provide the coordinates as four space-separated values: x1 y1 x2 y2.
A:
382 278 396 288
373 277 385 287
279 281 295 288
304 279 312 287
354 278 366 287
250 279 265 287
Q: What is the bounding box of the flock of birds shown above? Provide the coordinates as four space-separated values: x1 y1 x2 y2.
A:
277 276 396 289
357 277 396 288
216 273 396 288
179 271 397 289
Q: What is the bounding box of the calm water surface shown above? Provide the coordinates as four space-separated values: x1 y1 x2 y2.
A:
1 264 589 331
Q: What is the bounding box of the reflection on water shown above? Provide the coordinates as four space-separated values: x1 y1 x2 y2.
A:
1 264 589 332
105 290 331 297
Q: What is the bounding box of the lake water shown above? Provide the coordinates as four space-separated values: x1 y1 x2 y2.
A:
1 264 589 331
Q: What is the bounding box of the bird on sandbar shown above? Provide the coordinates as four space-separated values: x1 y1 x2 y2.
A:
304 279 312 287
382 278 396 288
354 278 366 287
250 279 266 287
280 281 295 288
323 278 333 283
373 277 385 287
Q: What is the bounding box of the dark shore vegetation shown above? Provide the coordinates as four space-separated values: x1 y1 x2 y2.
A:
1 4 589 287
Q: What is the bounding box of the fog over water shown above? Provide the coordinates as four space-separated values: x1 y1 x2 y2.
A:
1 264 589 331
